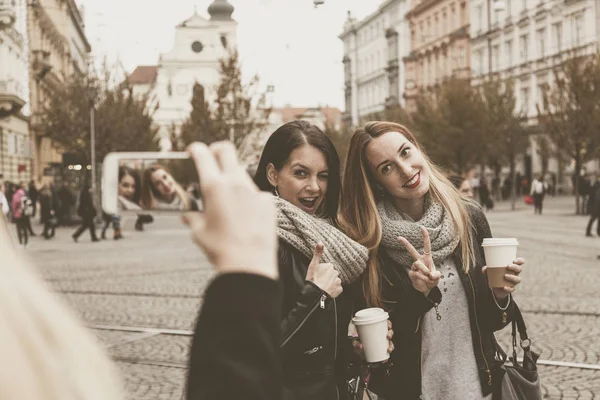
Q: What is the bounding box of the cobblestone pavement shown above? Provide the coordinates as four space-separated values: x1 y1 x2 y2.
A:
19 196 599 399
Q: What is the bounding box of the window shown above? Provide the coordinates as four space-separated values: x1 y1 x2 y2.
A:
537 28 545 58
443 10 447 33
8 132 17 155
573 13 584 46
476 4 483 32
537 84 547 111
521 87 530 114
420 22 424 43
505 40 513 67
553 22 563 52
520 34 529 62
477 48 484 75
493 44 500 70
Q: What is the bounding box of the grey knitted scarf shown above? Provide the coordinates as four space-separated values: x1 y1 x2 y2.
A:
275 198 368 284
377 195 459 268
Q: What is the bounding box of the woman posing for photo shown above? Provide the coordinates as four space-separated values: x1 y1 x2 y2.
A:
339 122 526 400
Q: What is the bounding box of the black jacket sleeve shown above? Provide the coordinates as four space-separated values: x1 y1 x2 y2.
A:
469 203 516 332
278 243 327 347
186 273 282 400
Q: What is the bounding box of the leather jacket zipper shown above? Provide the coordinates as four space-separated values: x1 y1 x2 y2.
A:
281 293 327 347
467 274 492 386
334 297 339 400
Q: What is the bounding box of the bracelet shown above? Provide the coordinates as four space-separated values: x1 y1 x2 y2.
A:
492 290 511 311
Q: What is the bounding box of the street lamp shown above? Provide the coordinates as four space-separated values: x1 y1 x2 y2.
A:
86 85 97 209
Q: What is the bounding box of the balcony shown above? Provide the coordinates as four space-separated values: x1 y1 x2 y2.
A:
0 79 26 118
0 0 16 30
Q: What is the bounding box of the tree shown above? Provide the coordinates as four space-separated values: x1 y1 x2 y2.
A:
178 83 217 149
40 66 158 165
178 50 271 162
538 52 600 214
481 79 528 209
323 124 352 168
412 78 487 174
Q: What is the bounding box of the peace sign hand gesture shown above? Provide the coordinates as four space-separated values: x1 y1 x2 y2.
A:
398 226 442 297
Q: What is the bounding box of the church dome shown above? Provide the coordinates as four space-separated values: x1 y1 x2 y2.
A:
207 0 234 21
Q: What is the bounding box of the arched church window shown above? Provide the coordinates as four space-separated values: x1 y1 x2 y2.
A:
220 35 228 49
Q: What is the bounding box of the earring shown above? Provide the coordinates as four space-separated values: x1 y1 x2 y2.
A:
274 186 280 197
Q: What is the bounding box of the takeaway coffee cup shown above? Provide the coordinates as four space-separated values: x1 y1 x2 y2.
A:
352 307 390 363
482 238 519 288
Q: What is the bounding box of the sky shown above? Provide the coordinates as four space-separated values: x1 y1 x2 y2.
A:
81 0 384 111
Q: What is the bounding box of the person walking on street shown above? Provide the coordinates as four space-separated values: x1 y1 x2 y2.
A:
530 174 547 215
11 182 31 247
39 185 57 239
72 185 99 242
585 173 600 237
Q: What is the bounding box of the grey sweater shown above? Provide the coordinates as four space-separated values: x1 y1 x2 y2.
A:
421 258 493 400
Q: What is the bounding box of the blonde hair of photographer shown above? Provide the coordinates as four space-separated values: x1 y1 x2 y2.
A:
338 121 476 307
0 219 124 400
140 164 191 210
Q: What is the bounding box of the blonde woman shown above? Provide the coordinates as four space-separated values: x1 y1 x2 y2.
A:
140 164 198 211
0 217 124 400
339 122 526 400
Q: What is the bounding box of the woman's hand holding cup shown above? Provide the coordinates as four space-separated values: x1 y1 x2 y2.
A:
482 257 525 299
352 319 395 360
398 227 441 297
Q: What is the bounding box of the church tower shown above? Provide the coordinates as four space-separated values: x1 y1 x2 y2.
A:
130 1 237 148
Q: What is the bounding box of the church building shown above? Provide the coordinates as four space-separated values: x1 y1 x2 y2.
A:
128 0 236 149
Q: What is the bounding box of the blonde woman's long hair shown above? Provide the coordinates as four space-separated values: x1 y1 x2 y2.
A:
0 219 124 400
140 164 191 210
338 121 476 308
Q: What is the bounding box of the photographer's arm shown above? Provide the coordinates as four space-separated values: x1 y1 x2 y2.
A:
183 142 281 400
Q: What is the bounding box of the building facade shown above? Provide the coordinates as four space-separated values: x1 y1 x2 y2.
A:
339 0 411 126
27 0 90 182
0 0 31 183
404 0 472 110
129 0 237 149
470 0 599 179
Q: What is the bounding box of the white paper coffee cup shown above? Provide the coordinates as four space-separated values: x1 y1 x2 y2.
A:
352 307 390 363
482 238 519 288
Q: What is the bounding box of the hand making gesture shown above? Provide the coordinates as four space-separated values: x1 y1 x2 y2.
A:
397 226 442 297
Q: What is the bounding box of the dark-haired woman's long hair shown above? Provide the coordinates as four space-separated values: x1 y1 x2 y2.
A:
253 120 341 225
118 166 141 205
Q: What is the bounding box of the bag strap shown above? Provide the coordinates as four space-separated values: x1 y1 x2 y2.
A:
511 301 532 362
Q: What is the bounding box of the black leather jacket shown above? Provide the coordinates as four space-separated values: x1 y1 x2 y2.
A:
369 203 516 399
278 239 356 400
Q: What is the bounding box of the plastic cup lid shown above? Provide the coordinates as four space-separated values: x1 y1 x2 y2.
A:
353 307 389 325
481 238 519 246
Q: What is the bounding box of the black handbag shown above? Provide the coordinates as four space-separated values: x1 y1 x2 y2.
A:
494 303 542 400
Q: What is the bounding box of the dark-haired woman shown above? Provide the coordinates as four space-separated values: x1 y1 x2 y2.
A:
253 120 390 400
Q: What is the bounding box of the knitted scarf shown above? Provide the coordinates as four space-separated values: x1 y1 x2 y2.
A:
275 198 368 284
377 195 459 268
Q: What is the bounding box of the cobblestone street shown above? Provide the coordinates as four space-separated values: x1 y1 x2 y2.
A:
21 196 600 400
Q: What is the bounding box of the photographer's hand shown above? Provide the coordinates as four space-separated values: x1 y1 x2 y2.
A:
182 142 278 280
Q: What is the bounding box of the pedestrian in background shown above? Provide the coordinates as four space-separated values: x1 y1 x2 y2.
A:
585 172 600 237
72 185 99 243
530 174 547 215
11 182 30 248
39 184 57 239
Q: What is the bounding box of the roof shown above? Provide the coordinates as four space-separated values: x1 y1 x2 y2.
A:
128 66 158 85
273 107 342 128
